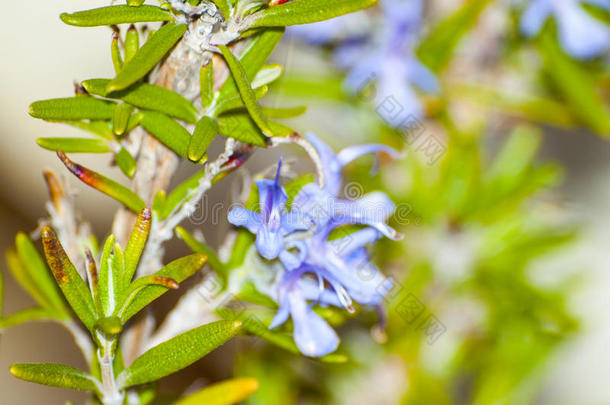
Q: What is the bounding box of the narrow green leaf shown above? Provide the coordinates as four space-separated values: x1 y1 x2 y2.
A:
251 64 283 88
119 254 207 322
538 29 610 136
127 0 146 6
125 25 140 63
210 0 232 20
176 226 225 277
118 320 242 388
200 62 214 109
248 0 376 28
10 363 99 392
57 151 146 212
41 227 97 331
188 116 218 162
217 112 267 146
486 126 542 183
60 5 172 27
217 29 284 102
0 307 62 330
30 98 116 121
83 78 198 124
67 120 114 140
116 147 137 178
115 275 178 320
214 85 268 117
174 378 259 405
123 208 152 291
275 72 345 101
261 106 306 119
97 235 116 316
158 170 205 220
15 233 68 314
219 45 271 135
139 111 191 158
113 103 134 136
37 137 110 154
111 34 123 74
107 23 187 93
417 0 493 72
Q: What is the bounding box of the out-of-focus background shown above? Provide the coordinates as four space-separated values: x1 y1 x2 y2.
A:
1 1 609 404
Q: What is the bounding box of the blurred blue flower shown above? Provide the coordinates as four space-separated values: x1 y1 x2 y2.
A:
520 0 610 59
289 0 439 127
228 159 309 260
229 134 400 357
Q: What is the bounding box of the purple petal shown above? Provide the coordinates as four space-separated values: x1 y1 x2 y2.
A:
255 178 287 226
555 1 610 59
305 133 344 196
409 60 441 94
521 0 552 37
255 226 285 260
336 144 400 169
289 288 339 357
228 207 262 234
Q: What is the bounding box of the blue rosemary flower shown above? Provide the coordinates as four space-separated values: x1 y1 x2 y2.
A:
228 160 310 260
520 0 610 59
290 0 439 127
228 134 400 357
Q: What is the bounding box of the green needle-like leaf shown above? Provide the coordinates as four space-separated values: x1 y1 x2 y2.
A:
0 307 63 331
98 235 118 316
94 316 123 336
111 34 123 74
113 103 135 136
174 378 259 405
117 320 241 388
41 227 97 331
119 254 207 322
251 64 283 88
30 97 116 121
106 23 187 93
116 147 137 178
217 112 267 146
214 85 268 117
37 137 110 154
14 233 68 314
60 5 172 27
248 0 377 28
188 116 218 162
83 79 198 124
125 25 140 63
10 363 100 392
417 0 493 73
261 106 306 119
219 45 271 135
57 151 146 212
200 62 214 109
68 121 114 140
176 226 225 278
139 111 191 158
123 208 152 291
156 170 204 220
217 29 284 106
538 29 610 136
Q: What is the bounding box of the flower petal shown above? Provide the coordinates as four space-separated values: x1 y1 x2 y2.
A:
555 2 610 59
289 288 340 357
520 0 552 37
228 207 262 234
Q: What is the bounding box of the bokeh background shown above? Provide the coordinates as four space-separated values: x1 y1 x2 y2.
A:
1 1 609 404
